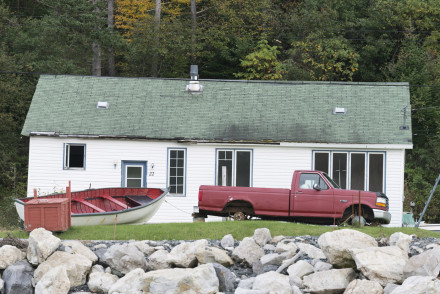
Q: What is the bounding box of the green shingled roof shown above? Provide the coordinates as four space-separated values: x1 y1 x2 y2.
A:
22 75 412 145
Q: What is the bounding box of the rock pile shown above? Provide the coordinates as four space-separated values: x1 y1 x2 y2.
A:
0 227 439 293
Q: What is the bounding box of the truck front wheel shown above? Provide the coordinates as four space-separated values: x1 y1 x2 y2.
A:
233 211 247 221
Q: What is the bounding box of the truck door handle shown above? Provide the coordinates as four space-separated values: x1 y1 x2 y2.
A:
340 200 347 203
296 191 303 194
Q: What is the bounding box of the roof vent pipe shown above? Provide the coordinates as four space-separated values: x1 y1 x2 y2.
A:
186 65 204 94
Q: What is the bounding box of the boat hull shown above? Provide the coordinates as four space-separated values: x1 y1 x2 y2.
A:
15 187 168 226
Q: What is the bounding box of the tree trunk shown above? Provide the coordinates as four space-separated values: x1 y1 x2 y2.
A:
92 0 101 76
92 42 102 76
191 0 197 64
151 0 161 77
108 0 115 76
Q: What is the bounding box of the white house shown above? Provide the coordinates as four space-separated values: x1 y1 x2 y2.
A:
21 73 412 226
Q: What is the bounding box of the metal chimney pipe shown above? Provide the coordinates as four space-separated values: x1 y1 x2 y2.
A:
190 65 198 81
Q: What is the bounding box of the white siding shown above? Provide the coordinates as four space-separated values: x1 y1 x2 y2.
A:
27 137 407 226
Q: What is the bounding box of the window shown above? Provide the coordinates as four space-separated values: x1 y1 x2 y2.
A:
314 152 329 174
369 153 384 192
121 161 147 188
299 173 328 190
64 144 85 169
216 149 252 187
313 151 385 192
332 153 347 189
168 149 186 195
350 153 366 190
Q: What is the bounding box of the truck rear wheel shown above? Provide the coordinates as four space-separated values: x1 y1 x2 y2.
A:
233 211 247 221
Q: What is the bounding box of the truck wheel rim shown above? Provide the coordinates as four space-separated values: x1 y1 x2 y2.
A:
233 212 246 221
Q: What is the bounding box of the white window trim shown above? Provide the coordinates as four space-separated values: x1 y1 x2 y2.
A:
167 148 187 196
313 150 386 193
349 152 367 191
331 152 348 189
63 143 86 170
125 165 144 187
215 149 253 187
367 152 385 192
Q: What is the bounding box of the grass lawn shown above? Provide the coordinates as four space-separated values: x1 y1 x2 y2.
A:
1 221 440 241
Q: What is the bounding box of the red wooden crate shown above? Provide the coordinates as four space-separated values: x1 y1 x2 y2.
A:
24 198 70 232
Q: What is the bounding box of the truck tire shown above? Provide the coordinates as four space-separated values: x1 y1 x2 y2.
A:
233 211 247 221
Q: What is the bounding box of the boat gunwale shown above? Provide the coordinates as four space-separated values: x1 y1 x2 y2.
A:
15 187 169 217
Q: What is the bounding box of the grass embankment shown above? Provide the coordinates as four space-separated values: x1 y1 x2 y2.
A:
1 221 440 241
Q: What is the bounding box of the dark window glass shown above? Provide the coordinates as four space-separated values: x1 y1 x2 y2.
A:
66 145 85 168
369 154 384 192
332 153 347 189
314 153 329 174
351 153 365 190
236 151 251 187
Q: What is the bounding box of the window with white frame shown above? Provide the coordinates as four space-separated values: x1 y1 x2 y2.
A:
122 161 147 187
313 151 385 192
64 143 86 169
168 149 186 195
216 149 252 187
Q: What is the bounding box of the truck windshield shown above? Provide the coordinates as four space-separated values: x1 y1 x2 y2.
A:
323 173 340 189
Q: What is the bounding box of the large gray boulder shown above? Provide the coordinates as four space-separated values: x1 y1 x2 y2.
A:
390 276 440 294
232 237 265 266
303 268 356 294
403 246 440 278
275 239 298 254
132 240 156 255
287 260 314 278
87 271 119 293
220 234 235 249
350 246 408 286
253 228 272 246
144 264 219 294
148 249 171 270
35 266 70 294
0 245 26 269
27 228 61 265
296 243 326 260
389 232 412 255
212 263 236 293
318 229 378 267
166 239 208 268
34 251 92 287
2 260 34 294
343 279 383 294
62 240 98 263
260 252 291 267
252 271 292 294
108 268 146 294
104 243 147 274
195 246 234 266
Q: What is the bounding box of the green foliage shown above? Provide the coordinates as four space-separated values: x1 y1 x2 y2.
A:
234 40 284 80
286 36 359 81
1 0 440 225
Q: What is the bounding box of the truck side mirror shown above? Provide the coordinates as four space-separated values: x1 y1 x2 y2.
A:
313 184 321 191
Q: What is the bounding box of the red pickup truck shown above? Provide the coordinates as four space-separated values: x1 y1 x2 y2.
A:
195 170 391 224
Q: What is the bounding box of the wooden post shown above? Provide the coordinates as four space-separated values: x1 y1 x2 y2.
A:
33 189 37 199
67 181 72 227
358 190 361 225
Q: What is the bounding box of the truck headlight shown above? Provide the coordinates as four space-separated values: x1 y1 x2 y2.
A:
376 196 387 208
